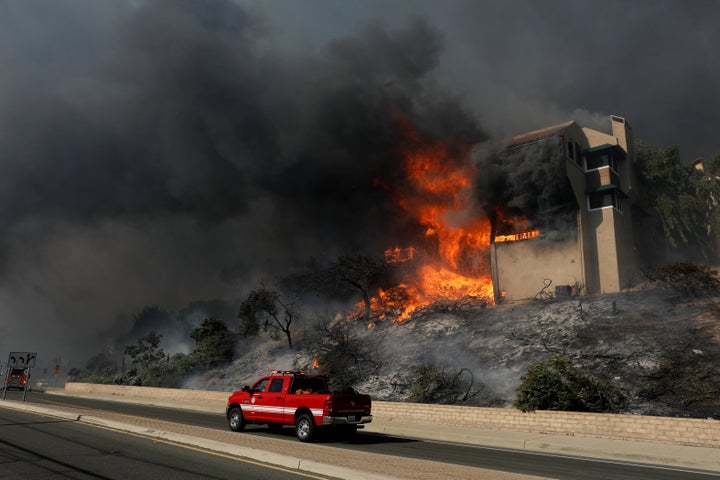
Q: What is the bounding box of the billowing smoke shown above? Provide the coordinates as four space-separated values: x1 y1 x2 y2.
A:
474 137 578 239
0 1 483 363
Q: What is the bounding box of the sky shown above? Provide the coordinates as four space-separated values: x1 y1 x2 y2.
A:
1 0 719 367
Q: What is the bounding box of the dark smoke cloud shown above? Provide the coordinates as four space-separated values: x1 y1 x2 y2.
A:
1 0 717 366
0 1 482 363
431 0 720 160
475 138 578 240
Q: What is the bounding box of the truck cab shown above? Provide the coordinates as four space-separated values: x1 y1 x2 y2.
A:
226 370 372 442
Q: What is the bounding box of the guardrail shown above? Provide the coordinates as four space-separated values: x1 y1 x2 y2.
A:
64 382 720 448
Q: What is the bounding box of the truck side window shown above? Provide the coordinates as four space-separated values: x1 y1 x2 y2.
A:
268 378 285 393
290 378 305 393
253 378 269 393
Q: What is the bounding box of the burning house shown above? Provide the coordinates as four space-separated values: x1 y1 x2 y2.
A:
490 115 639 300
361 115 640 323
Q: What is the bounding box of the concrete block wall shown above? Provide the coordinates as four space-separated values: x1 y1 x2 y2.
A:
65 383 720 448
371 401 720 448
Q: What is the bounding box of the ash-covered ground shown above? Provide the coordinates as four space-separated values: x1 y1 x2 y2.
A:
187 287 720 418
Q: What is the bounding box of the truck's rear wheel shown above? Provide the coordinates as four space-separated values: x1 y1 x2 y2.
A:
295 413 315 442
228 407 246 432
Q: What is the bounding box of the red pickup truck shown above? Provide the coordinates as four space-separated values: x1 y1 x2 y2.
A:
226 370 372 442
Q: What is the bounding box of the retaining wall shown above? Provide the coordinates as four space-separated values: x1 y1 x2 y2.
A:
65 382 720 448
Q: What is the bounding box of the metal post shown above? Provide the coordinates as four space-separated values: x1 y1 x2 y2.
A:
21 369 30 403
2 366 8 400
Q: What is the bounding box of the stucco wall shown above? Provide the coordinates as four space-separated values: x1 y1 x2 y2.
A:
588 207 621 293
64 383 720 449
492 237 583 301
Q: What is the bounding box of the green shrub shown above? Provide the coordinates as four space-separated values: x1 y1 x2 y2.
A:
514 354 626 413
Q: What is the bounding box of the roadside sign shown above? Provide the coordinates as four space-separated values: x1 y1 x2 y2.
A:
8 352 37 369
4 352 37 402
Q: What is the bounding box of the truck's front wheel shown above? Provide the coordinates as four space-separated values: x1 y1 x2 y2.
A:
228 407 246 432
295 413 315 442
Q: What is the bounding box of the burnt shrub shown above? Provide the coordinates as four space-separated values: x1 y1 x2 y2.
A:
305 316 381 391
646 263 720 296
407 363 472 404
514 354 627 413
640 327 720 419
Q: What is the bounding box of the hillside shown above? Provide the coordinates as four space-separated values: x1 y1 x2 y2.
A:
188 286 720 419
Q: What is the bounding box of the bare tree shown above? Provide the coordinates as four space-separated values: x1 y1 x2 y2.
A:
330 254 387 321
238 287 298 348
304 314 381 390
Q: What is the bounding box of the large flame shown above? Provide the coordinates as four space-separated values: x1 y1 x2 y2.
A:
367 120 495 322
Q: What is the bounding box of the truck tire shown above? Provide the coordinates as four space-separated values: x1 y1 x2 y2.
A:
295 413 315 442
228 407 246 432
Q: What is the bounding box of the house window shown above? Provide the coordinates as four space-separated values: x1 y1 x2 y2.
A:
567 141 574 161
587 150 614 171
588 189 622 211
585 145 621 172
574 142 583 167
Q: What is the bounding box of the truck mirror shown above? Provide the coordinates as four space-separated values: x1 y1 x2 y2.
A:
242 385 251 392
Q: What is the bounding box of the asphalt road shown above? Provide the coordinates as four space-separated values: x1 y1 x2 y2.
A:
0 406 334 480
15 391 720 480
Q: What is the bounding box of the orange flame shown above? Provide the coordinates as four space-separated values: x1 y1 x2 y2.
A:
494 230 540 243
363 119 496 322
311 358 319 369
385 246 416 263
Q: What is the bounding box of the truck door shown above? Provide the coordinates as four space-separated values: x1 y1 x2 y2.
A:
251 377 286 423
247 377 269 422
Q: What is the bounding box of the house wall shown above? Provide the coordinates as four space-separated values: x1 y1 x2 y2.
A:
611 115 637 195
579 206 600 293
583 195 640 294
588 208 621 293
615 203 641 289
563 132 597 295
492 237 583 301
582 127 616 149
